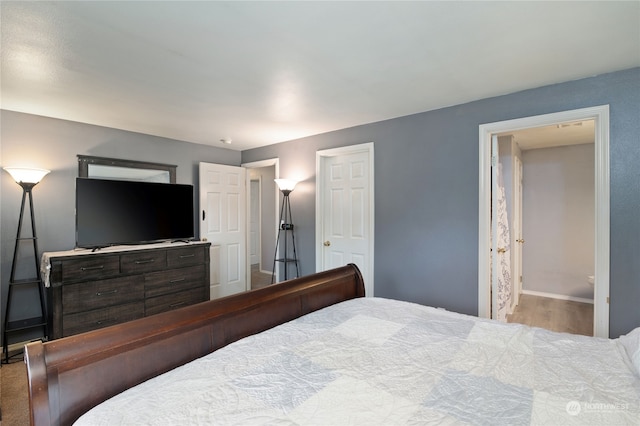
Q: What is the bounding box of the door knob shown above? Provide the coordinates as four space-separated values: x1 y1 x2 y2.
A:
323 241 331 247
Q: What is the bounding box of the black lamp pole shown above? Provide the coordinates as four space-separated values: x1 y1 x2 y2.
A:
3 168 49 363
271 183 300 284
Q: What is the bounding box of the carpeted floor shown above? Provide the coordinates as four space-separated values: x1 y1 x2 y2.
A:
251 264 272 290
1 354 29 426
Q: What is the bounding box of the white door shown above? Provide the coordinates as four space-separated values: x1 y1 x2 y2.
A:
316 143 374 296
491 135 500 320
249 179 260 266
512 156 524 307
199 162 247 299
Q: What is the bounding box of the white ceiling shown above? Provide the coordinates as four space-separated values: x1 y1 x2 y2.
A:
1 1 638 151
501 119 595 151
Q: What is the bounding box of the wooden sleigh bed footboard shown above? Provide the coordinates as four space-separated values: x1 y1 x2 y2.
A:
24 264 365 426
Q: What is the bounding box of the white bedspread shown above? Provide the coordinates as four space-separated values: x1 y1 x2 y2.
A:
75 298 640 425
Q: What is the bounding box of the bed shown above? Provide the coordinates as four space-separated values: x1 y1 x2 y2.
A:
24 264 640 425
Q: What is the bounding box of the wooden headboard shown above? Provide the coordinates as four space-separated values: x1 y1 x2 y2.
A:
24 264 365 426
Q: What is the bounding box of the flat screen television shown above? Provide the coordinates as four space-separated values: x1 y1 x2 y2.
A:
76 178 195 249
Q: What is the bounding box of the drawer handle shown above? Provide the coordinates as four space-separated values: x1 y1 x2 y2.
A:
179 254 195 259
96 289 118 296
135 259 156 264
170 278 186 283
169 302 185 308
81 265 104 271
96 319 117 326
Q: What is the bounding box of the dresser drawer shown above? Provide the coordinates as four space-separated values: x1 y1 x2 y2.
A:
45 242 210 340
167 246 206 268
145 287 206 317
144 265 205 298
62 275 144 314
121 250 167 273
63 301 144 337
60 255 120 282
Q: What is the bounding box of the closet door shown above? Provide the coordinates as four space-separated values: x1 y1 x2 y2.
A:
200 162 247 299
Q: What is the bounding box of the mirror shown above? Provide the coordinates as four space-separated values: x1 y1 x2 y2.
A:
78 155 176 183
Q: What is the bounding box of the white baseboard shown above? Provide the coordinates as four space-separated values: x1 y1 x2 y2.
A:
4 339 34 355
521 289 594 305
8 341 27 352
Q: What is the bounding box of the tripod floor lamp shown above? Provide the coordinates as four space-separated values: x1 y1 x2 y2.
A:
2 167 50 363
271 179 300 284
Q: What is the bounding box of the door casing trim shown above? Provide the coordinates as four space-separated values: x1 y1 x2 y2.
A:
478 105 610 337
316 142 375 297
242 158 280 285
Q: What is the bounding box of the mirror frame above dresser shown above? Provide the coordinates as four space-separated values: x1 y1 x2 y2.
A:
77 155 177 183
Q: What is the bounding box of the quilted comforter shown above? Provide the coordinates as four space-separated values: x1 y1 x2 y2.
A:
75 298 640 425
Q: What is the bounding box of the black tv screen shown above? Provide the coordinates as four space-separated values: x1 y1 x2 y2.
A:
76 178 195 249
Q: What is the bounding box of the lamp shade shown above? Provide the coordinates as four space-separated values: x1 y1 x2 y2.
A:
4 167 50 184
274 179 298 192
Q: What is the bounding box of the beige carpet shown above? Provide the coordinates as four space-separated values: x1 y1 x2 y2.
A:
251 264 273 290
1 355 30 426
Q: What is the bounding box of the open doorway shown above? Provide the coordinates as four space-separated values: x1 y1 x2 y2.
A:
243 159 279 289
478 105 610 338
497 123 595 336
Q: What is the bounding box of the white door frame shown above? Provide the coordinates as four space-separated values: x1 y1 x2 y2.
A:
242 158 280 285
478 105 610 337
249 178 261 266
316 142 375 296
512 155 523 309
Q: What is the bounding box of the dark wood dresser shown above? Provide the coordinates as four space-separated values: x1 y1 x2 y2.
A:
44 242 210 339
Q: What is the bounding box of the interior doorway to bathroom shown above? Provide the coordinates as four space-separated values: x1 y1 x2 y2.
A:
498 123 595 336
478 105 610 338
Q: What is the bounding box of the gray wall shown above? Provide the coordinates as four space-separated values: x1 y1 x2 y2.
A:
242 67 640 338
2 68 638 339
1 111 240 338
522 144 595 300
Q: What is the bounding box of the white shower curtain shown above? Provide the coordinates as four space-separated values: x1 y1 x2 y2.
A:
495 163 512 322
